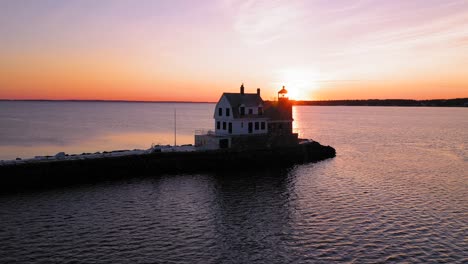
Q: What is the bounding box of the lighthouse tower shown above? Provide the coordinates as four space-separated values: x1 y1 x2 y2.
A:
266 86 293 136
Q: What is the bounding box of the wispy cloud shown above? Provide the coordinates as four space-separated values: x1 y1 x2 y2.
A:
225 0 468 49
224 0 308 44
328 11 468 57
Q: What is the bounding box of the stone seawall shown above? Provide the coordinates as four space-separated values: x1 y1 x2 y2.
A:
0 141 335 192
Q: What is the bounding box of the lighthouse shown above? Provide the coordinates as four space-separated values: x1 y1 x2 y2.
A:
278 85 288 100
195 84 298 150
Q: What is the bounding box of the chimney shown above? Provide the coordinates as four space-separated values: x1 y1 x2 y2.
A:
257 88 260 96
240 83 244 95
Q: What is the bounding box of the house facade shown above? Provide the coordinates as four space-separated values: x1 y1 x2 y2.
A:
214 84 268 136
195 84 298 150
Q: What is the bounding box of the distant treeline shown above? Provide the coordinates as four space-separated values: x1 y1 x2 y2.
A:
293 98 468 107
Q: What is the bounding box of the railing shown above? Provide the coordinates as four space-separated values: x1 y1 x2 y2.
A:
194 129 215 135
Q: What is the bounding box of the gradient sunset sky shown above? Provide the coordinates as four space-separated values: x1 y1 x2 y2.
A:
1 0 468 101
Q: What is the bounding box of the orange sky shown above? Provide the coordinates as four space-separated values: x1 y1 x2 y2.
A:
1 0 468 101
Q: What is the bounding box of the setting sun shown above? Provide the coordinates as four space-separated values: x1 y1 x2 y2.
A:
272 68 320 100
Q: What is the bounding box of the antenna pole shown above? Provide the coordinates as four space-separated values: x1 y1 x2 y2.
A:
174 108 177 146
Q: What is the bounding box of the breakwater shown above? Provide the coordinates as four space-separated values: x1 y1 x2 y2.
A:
0 141 335 191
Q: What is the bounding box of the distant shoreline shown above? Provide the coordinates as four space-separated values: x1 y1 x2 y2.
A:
0 99 216 104
1 98 467 107
293 98 468 107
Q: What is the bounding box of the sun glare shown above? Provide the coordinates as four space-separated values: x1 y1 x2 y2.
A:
273 68 320 100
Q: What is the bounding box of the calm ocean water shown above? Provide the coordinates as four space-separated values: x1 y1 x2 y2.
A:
0 101 467 263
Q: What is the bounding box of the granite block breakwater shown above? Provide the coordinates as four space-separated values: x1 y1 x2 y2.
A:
0 141 335 191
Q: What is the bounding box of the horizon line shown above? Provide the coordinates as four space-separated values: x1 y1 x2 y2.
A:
1 98 467 103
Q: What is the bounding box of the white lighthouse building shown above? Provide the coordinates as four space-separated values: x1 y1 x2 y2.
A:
195 84 298 150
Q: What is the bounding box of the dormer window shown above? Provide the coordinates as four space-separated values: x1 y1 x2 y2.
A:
218 107 222 116
240 106 245 116
258 107 263 115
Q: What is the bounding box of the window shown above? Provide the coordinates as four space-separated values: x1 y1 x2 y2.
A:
226 108 230 116
240 107 245 116
218 107 222 116
223 122 226 130
258 107 263 115
261 122 265 130
248 109 253 115
228 122 232 134
241 122 243 128
255 122 259 130
217 121 220 129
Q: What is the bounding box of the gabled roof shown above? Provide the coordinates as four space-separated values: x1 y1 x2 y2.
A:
221 93 264 118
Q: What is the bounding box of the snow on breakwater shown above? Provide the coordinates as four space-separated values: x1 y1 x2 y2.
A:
0 145 196 166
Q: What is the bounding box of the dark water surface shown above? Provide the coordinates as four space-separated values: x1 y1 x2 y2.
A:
0 102 467 263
